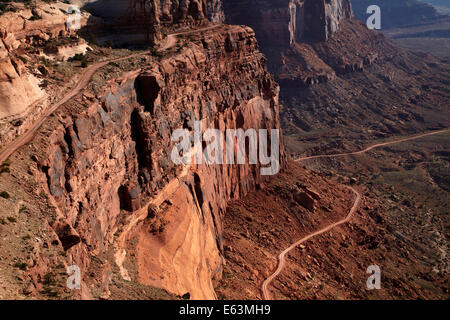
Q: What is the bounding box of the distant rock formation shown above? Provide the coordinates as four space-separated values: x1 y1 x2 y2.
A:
350 0 444 29
223 0 353 49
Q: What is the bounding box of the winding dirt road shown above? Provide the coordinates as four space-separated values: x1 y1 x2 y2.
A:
0 25 221 164
261 186 361 300
0 55 139 164
262 128 449 300
294 129 450 162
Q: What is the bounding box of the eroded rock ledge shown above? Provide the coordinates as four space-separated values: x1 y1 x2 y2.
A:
37 24 285 299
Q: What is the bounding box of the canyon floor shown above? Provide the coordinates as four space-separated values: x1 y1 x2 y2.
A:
215 130 449 300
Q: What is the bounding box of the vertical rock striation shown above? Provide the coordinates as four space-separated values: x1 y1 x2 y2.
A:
39 24 284 299
223 0 353 49
83 0 225 44
223 0 354 83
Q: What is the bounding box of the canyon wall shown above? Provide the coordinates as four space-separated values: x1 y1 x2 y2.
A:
37 24 284 299
0 3 70 119
222 0 353 79
0 2 93 147
83 0 224 44
223 0 353 49
223 0 450 159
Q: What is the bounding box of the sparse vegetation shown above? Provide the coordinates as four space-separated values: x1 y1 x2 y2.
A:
0 2 17 16
7 216 16 223
39 79 49 88
0 166 10 173
38 65 48 76
0 191 10 199
72 53 84 61
19 206 28 214
18 56 27 64
13 262 27 270
1 159 11 173
150 47 163 58
29 9 41 21
72 53 88 68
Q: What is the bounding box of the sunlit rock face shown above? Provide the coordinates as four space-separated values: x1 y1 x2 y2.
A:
222 0 353 83
39 24 285 299
77 0 224 44
223 0 353 49
0 2 92 146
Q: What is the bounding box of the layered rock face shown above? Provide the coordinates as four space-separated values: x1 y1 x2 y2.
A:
223 0 353 80
0 2 91 146
83 0 224 44
223 0 449 152
38 25 284 299
223 0 352 49
207 0 225 22
0 2 79 119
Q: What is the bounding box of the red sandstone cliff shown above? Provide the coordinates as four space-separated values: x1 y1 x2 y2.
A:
0 2 94 147
40 25 284 299
0 1 285 298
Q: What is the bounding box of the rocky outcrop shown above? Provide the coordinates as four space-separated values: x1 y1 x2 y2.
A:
0 2 85 119
223 0 353 83
223 0 352 49
83 0 224 44
37 24 284 299
0 41 45 119
0 2 93 149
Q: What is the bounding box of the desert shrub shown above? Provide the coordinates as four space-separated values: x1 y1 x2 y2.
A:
29 9 41 21
14 262 27 270
0 2 17 16
72 53 84 61
0 166 10 173
72 53 88 67
39 79 49 88
150 47 163 58
18 56 27 64
38 65 48 76
0 191 10 199
0 160 10 174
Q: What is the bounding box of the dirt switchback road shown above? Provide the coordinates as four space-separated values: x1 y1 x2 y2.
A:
262 128 449 300
0 54 142 164
0 25 222 164
261 186 361 300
